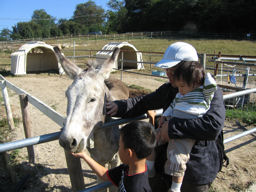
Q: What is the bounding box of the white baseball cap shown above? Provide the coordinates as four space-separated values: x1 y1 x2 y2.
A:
155 42 198 69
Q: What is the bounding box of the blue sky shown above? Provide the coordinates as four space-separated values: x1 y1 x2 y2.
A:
0 0 109 31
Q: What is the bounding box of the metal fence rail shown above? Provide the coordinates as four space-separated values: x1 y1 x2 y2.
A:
0 110 165 153
224 127 256 144
223 88 256 100
0 132 61 153
0 75 65 127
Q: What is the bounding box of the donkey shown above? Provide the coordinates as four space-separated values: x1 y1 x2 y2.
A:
53 46 129 169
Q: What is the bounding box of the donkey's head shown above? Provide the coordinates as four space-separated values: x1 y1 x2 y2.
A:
54 47 120 152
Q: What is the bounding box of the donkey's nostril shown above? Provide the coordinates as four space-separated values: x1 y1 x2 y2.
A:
71 138 77 147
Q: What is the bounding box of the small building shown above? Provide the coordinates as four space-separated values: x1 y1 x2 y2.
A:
11 41 64 75
96 42 144 70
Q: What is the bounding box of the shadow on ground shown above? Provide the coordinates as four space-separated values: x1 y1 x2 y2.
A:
0 160 97 192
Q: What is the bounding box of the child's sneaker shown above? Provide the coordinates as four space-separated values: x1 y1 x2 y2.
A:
169 181 182 192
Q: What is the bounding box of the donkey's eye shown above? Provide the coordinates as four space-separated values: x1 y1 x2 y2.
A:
88 98 96 103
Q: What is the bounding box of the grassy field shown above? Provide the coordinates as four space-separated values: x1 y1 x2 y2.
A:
1 37 256 66
2 37 255 90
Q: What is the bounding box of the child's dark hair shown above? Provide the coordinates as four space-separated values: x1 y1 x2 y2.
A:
174 61 205 88
120 121 156 159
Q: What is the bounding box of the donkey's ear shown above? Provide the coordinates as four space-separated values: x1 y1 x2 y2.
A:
54 46 82 79
98 48 120 79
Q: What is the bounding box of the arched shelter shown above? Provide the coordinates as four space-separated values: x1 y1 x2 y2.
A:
11 41 64 75
96 42 144 70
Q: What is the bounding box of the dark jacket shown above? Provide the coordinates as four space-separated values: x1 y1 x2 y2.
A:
114 82 225 185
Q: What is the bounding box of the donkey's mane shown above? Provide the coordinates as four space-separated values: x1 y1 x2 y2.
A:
104 79 114 90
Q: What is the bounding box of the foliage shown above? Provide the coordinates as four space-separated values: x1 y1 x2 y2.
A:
11 9 56 39
105 0 127 33
73 0 105 33
12 22 34 39
121 0 256 33
0 119 11 142
32 9 55 27
0 94 20 143
2 0 256 40
0 29 12 41
128 84 151 93
58 19 87 36
8 149 21 166
226 103 256 125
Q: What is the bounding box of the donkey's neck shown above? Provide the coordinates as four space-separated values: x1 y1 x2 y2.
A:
103 84 112 124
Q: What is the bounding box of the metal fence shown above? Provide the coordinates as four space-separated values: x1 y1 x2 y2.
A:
64 48 256 90
1 39 256 90
1 31 256 45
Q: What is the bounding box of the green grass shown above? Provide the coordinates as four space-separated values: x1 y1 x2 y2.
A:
209 187 217 192
0 118 20 142
128 84 151 93
50 104 57 111
1 37 256 68
8 149 21 166
0 105 22 167
226 103 256 125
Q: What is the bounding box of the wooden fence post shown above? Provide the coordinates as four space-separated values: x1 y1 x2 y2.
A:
0 80 15 130
242 67 250 89
64 150 84 191
214 52 222 76
200 53 207 70
120 51 124 81
0 80 16 182
19 94 35 163
149 54 152 70
2 152 17 183
241 67 250 107
73 40 76 64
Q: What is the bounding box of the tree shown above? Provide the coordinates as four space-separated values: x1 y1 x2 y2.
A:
29 21 43 38
32 9 56 38
124 0 156 31
58 19 88 36
0 28 12 41
58 19 70 35
105 0 127 33
12 22 34 39
32 9 55 27
50 25 63 37
73 1 105 32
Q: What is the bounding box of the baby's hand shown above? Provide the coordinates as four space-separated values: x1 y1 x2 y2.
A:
158 116 167 128
106 101 118 116
155 128 161 142
147 110 156 125
158 121 170 143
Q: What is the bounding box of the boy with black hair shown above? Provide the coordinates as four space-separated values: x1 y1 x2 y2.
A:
72 120 156 192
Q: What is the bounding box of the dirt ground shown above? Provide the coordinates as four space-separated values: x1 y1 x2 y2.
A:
1 72 256 192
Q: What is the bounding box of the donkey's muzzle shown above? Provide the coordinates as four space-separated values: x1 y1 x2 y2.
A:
59 135 85 153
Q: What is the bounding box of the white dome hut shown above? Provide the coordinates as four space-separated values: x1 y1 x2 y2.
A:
96 42 144 70
11 41 64 75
